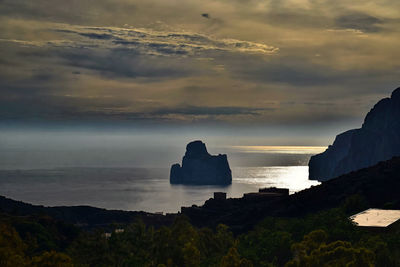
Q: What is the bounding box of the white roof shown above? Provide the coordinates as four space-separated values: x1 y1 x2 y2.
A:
350 208 400 227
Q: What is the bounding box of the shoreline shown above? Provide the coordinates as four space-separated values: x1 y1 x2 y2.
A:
1 156 399 233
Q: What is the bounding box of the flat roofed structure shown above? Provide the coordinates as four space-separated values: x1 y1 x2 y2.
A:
213 192 227 201
243 192 283 200
350 209 400 228
259 187 289 196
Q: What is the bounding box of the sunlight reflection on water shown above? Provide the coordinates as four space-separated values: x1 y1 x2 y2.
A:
0 166 320 213
233 166 319 193
0 145 323 212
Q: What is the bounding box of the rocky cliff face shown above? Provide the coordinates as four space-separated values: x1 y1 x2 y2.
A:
170 140 232 185
309 87 400 181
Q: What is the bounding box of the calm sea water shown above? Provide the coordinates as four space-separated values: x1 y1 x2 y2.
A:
0 146 325 213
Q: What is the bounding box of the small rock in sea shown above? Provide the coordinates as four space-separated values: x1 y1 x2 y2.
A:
170 140 232 185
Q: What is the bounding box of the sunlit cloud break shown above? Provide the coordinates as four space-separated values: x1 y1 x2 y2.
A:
0 22 279 57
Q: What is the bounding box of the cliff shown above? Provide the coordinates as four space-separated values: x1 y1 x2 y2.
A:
170 140 232 185
309 87 400 181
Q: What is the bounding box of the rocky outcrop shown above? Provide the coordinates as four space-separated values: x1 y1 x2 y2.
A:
170 140 232 185
309 87 400 181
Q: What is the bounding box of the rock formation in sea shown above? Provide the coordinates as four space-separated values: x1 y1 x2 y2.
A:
170 140 232 185
309 87 400 181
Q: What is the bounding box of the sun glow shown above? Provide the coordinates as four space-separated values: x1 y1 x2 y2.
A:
230 146 327 154
233 166 320 194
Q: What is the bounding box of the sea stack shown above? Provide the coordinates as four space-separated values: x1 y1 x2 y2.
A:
170 140 232 185
309 87 400 181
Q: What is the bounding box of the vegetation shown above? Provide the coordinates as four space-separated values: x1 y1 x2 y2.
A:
1 199 399 267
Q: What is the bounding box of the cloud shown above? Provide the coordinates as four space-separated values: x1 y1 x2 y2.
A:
150 106 269 116
0 21 278 84
78 32 115 40
0 0 400 131
90 105 273 123
0 22 278 57
55 48 193 79
219 55 350 87
335 12 383 33
0 97 269 122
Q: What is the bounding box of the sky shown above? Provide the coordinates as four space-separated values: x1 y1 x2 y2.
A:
1 0 400 145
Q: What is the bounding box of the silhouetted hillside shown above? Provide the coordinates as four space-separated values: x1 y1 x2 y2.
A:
309 87 400 181
0 196 175 229
182 157 400 232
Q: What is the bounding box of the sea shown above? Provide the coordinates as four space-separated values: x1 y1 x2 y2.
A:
0 145 326 213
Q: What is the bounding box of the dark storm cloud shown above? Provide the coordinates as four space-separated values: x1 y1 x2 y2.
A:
60 106 269 123
335 13 383 33
223 56 340 86
221 54 400 92
0 101 268 122
0 22 277 82
0 95 79 121
1 0 400 132
78 33 116 40
0 20 278 125
263 11 329 29
0 0 137 25
0 39 194 82
0 92 135 122
0 93 358 126
0 40 269 123
302 102 335 106
56 48 193 79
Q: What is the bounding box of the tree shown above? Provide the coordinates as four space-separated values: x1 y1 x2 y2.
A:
220 247 253 267
285 230 375 267
182 242 200 267
31 251 73 267
0 223 28 267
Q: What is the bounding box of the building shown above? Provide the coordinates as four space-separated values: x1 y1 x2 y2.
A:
242 187 289 201
259 187 289 196
243 192 283 200
350 209 400 231
213 192 227 201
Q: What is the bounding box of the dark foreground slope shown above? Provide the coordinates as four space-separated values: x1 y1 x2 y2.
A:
0 196 175 229
182 157 400 232
309 87 400 181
